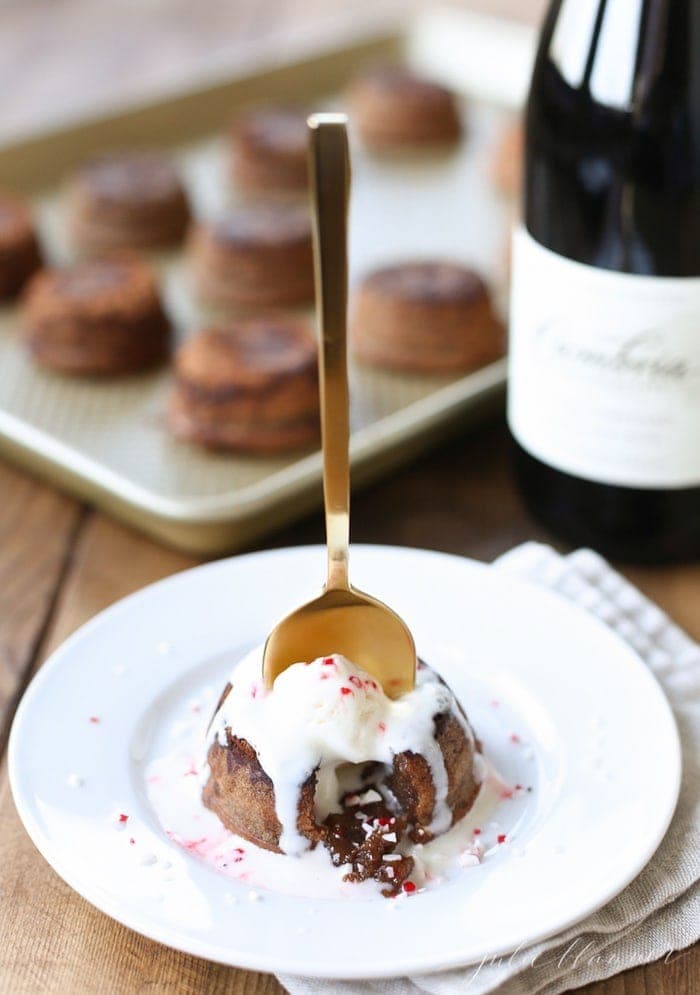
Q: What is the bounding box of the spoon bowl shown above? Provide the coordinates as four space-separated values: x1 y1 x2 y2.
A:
263 585 416 697
262 113 416 699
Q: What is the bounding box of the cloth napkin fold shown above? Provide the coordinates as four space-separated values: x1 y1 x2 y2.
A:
279 543 700 995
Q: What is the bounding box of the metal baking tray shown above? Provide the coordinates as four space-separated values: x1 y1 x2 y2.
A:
0 7 534 554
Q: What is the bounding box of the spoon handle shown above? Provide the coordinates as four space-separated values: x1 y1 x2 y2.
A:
308 114 351 593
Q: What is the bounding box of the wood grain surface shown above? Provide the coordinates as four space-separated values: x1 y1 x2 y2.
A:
0 2 696 994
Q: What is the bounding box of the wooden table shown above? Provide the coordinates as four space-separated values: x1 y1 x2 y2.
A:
0 2 696 993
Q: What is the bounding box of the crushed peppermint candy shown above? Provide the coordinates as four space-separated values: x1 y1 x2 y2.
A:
357 788 382 805
458 851 481 868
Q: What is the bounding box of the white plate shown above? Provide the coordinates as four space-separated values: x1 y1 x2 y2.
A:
9 545 680 979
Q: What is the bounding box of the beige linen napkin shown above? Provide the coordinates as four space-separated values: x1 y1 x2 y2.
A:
279 543 700 994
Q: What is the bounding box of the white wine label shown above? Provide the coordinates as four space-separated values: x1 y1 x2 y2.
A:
509 226 700 489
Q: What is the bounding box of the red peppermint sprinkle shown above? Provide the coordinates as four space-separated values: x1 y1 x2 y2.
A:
402 881 416 894
472 828 481 835
515 784 523 791
89 716 100 724
322 657 335 666
182 836 207 852
509 733 521 744
501 789 514 800
118 813 129 824
231 847 245 863
497 834 507 844
348 675 363 688
377 816 391 826
129 838 135 846
340 686 353 696
377 721 386 733
184 763 198 777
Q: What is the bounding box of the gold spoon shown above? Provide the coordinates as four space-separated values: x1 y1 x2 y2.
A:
262 113 416 699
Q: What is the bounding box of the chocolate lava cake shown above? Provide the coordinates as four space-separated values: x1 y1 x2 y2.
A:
202 654 482 897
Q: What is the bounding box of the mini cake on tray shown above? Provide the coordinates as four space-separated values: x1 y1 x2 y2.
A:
346 67 462 152
67 151 191 254
351 261 504 375
0 193 42 300
169 317 319 454
229 107 309 196
22 256 171 375
188 203 314 311
203 650 483 897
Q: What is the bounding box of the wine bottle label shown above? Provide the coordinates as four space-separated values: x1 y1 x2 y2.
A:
508 226 700 489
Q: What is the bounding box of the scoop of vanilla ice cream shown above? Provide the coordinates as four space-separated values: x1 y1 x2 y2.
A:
271 655 386 760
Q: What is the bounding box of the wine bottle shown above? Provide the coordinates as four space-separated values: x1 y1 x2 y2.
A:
509 0 700 562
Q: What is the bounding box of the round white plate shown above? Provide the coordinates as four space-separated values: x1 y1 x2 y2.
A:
9 545 680 979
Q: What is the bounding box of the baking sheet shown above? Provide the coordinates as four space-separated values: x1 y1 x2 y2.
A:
0 8 529 553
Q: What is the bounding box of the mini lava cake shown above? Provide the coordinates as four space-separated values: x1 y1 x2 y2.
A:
67 151 190 254
230 107 309 196
0 194 42 300
169 317 319 454
189 203 314 311
22 256 171 375
351 262 503 375
203 651 484 897
346 67 462 151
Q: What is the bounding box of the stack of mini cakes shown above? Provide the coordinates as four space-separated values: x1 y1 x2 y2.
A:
3 61 507 459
